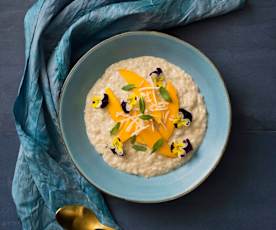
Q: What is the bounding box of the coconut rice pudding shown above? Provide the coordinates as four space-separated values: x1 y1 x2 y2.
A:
84 56 207 177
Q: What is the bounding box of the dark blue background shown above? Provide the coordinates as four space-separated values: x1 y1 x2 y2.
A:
0 0 275 229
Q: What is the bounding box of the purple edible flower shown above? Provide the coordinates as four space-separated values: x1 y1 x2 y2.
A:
121 100 130 113
100 93 109 108
150 67 163 76
183 138 193 154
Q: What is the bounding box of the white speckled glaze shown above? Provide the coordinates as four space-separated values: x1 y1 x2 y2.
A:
84 56 207 177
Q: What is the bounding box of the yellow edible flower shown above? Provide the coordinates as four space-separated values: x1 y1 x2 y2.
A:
152 75 165 87
91 95 102 108
111 137 124 156
127 93 139 108
171 139 186 157
173 112 191 128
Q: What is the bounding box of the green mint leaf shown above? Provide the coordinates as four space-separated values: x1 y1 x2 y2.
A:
110 122 120 135
159 86 172 102
129 135 136 144
133 144 147 152
139 97 145 114
122 84 136 91
139 114 154 120
151 138 164 153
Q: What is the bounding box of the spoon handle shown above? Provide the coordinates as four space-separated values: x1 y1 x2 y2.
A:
95 228 114 230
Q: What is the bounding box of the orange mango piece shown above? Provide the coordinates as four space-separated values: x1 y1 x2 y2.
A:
117 120 137 142
136 127 176 158
117 110 139 142
152 111 162 123
148 91 162 123
158 81 179 140
105 88 123 122
118 69 150 88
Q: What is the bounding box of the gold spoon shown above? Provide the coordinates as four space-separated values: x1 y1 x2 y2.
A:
56 205 115 230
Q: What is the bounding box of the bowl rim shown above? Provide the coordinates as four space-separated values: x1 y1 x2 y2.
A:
59 31 232 203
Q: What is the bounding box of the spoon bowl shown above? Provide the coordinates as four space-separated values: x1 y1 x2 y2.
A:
56 205 114 230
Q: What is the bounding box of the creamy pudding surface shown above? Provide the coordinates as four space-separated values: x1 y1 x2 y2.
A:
84 56 207 177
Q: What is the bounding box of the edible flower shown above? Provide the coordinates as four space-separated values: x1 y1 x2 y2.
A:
91 93 109 108
150 68 165 87
173 108 193 128
121 93 139 113
170 138 193 158
110 137 124 156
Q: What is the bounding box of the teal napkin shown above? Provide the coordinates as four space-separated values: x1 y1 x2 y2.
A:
12 0 245 229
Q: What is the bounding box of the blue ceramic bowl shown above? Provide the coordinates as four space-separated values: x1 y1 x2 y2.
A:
59 31 231 203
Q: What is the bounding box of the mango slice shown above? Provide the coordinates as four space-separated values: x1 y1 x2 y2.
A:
119 69 150 88
136 127 176 158
105 88 123 122
117 110 139 142
158 81 179 140
117 120 136 142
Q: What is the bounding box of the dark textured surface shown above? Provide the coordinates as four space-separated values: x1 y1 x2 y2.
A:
0 0 275 229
